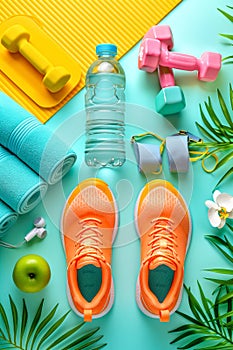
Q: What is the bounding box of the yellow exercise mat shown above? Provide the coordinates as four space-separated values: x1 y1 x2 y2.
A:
0 0 182 123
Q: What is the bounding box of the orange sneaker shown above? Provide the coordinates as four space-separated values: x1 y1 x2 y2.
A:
61 178 118 322
135 179 191 322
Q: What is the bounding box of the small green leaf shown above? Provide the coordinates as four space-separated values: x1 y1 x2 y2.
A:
199 104 224 141
20 299 28 348
218 8 233 22
195 122 219 142
214 167 233 188
205 98 229 139
25 299 44 350
217 88 233 128
76 335 104 350
230 83 233 110
177 335 222 349
89 344 107 350
35 310 70 350
205 236 233 263
214 151 233 171
170 329 213 345
47 321 85 349
217 291 233 305
226 286 232 339
205 269 233 275
197 281 217 330
185 285 210 324
227 223 233 232
213 287 224 333
198 341 231 350
29 303 59 350
205 235 231 250
0 302 11 343
60 327 101 350
175 310 203 326
220 33 233 40
9 295 18 344
205 277 233 285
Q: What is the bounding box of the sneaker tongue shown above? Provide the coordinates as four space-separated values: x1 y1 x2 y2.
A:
76 253 101 269
149 258 176 271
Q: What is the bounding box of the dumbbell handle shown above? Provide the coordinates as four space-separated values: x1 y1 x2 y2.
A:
17 38 52 74
159 44 199 71
158 66 175 88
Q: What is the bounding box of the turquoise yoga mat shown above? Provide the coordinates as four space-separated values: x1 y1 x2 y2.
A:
0 146 48 214
0 200 18 236
0 92 77 185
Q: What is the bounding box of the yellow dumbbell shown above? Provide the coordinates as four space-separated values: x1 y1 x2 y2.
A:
1 24 71 93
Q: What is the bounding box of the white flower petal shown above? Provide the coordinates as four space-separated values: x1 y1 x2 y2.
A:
208 208 221 227
205 200 219 210
216 193 233 212
218 218 226 229
213 190 221 202
228 210 233 219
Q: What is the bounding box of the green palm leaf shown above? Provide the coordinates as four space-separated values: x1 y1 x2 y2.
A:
206 234 233 264
218 6 233 63
0 296 107 350
215 166 233 188
9 296 18 344
46 321 85 349
190 78 233 187
169 284 233 349
217 87 233 128
218 7 233 22
20 299 28 348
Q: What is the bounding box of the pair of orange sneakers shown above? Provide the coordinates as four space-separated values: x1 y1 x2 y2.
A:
61 178 191 322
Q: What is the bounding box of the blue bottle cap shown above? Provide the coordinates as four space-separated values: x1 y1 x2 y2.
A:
96 43 117 56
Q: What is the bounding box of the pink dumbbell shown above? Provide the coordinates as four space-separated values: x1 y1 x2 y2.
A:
138 25 222 82
156 65 186 115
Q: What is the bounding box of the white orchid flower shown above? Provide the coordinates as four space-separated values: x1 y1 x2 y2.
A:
205 190 233 229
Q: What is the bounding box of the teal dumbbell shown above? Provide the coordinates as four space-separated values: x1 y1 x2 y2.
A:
155 66 186 115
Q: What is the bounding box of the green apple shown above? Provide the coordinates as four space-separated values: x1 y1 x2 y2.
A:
12 254 51 293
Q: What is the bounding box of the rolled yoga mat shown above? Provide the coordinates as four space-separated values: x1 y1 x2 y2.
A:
0 200 18 236
0 146 48 214
0 92 77 185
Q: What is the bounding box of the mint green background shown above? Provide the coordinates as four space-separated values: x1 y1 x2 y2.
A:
1 0 233 349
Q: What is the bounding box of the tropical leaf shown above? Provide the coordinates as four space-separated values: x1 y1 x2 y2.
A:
214 166 233 188
218 7 233 22
169 221 233 349
190 84 233 187
0 296 107 350
205 234 233 264
169 284 233 349
218 6 233 62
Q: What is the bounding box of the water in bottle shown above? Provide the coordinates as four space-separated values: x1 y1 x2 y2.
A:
85 43 126 167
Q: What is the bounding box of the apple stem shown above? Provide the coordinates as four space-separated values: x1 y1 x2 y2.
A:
29 273 36 279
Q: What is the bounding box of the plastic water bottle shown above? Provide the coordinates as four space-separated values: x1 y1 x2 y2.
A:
85 43 126 167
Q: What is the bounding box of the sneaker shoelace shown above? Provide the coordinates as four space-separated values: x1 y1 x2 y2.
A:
69 217 106 266
144 217 180 266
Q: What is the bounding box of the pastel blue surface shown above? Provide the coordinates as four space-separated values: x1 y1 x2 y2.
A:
0 0 233 349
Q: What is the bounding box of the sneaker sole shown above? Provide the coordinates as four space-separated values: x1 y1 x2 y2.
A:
134 179 192 319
